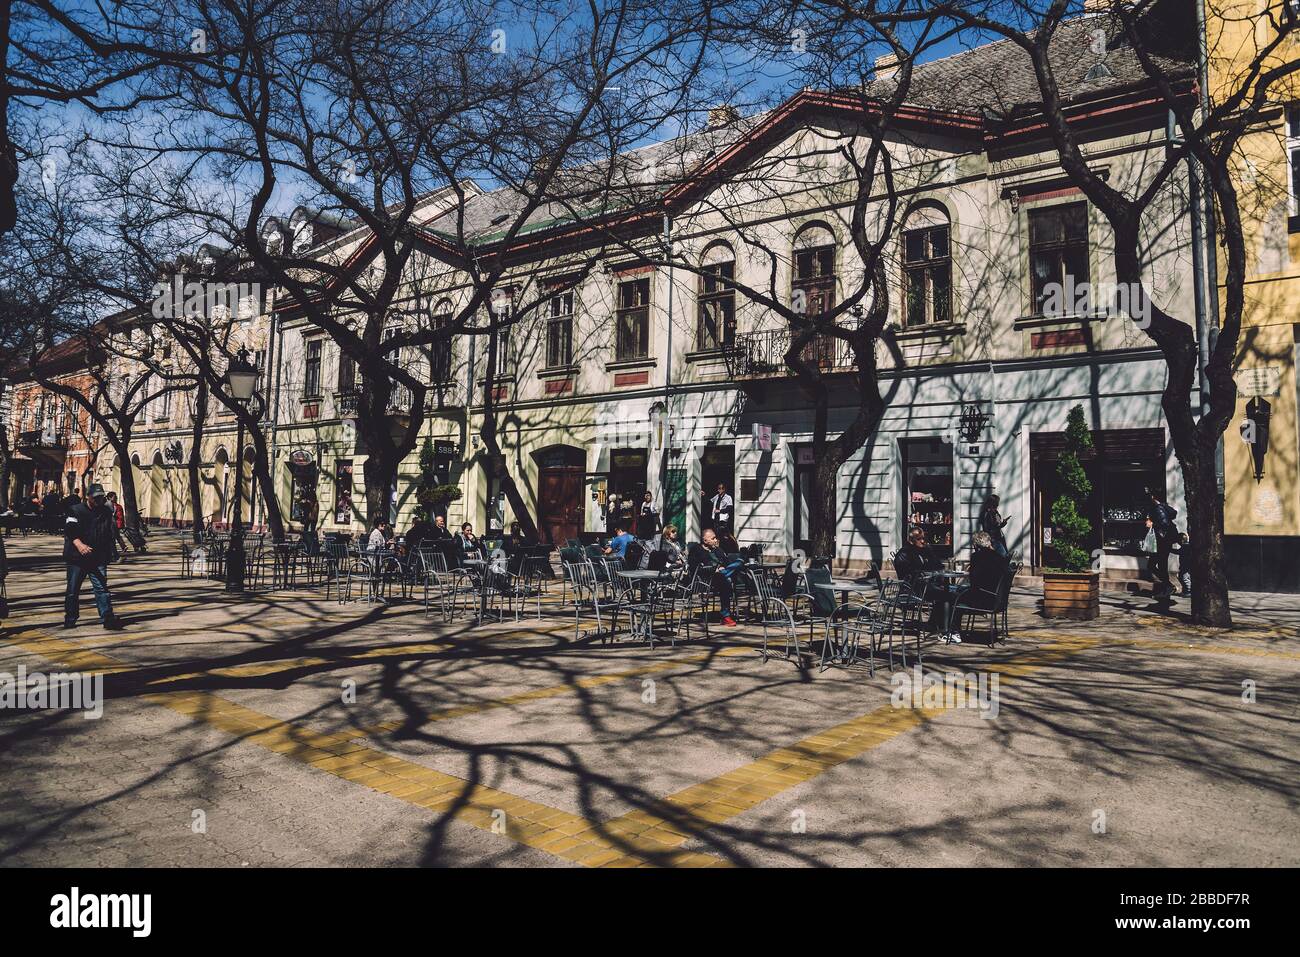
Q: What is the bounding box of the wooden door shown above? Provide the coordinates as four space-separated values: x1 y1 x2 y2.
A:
538 466 583 545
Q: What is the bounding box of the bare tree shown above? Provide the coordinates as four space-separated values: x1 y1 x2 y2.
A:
903 0 1300 625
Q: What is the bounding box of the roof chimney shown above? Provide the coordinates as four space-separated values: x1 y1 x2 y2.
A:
707 104 740 129
874 53 900 81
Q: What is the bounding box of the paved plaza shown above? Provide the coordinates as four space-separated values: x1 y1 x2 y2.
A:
1 531 1297 868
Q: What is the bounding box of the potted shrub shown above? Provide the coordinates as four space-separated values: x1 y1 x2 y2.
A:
414 437 462 517
1042 405 1100 620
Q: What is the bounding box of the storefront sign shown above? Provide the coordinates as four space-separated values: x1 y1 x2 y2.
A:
433 440 457 458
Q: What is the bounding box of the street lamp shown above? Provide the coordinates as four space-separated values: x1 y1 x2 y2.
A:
224 348 258 593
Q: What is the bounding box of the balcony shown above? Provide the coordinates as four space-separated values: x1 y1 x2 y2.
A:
334 385 463 422
727 326 858 379
16 428 69 451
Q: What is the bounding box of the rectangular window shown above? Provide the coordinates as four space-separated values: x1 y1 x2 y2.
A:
1029 202 1089 315
792 245 835 317
903 225 951 326
1287 106 1299 222
615 277 650 360
698 261 736 350
429 309 453 383
487 327 512 378
546 290 574 368
304 339 323 397
337 351 356 393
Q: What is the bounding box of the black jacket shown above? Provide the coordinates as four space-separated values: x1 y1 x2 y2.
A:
64 501 117 566
1146 502 1178 540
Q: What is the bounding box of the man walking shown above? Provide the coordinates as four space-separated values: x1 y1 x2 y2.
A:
106 490 130 558
1145 487 1179 599
64 484 123 630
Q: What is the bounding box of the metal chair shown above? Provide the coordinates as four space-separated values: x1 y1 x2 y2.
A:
946 561 1020 645
563 559 607 641
744 567 803 664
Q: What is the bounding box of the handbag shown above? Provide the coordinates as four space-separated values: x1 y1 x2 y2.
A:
1141 529 1158 554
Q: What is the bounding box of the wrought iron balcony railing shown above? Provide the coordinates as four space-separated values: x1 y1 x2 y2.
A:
335 385 463 421
726 325 858 379
16 428 69 450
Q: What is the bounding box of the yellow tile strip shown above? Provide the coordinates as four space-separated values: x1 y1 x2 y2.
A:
590 634 1101 857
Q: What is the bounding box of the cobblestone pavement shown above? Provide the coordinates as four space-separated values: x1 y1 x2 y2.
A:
1 531 1296 867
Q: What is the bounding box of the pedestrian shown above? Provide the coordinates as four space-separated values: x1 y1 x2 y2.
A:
63 484 124 631
709 482 734 535
1144 488 1178 598
637 491 661 539
978 493 1009 557
106 491 130 559
1171 530 1193 598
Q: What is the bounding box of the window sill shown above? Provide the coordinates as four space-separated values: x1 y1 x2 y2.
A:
1013 313 1109 330
605 357 657 372
537 364 579 379
299 394 323 402
893 322 967 340
475 374 517 388
684 348 733 363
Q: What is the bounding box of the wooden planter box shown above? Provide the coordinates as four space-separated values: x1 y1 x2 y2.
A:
1042 571 1100 620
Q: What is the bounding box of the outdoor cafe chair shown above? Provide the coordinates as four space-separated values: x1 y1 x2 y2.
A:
945 561 1020 646
418 547 473 621
796 566 872 660
562 558 608 641
743 566 804 664
505 555 552 621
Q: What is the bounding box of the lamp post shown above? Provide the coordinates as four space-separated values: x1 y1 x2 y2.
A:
223 348 259 593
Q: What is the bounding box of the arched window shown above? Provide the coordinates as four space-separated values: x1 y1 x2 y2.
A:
902 205 951 327
791 224 836 318
697 242 736 350
430 298 454 383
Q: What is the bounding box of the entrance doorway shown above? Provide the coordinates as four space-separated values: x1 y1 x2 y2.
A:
535 445 585 545
792 443 816 555
700 444 735 534
901 437 954 560
607 448 648 535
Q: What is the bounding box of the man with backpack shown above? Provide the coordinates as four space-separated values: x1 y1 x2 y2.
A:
63 484 124 630
1145 488 1179 599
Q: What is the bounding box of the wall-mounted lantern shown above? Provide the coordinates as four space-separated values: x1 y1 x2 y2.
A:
959 403 990 444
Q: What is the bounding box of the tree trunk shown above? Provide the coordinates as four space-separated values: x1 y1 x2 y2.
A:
243 419 285 543
478 327 538 539
0 424 10 510
187 378 208 542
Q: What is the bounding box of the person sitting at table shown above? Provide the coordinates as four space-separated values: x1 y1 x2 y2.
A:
894 525 942 583
429 514 452 541
456 522 487 561
655 523 684 568
603 524 634 559
404 513 433 555
366 520 391 552
687 528 743 627
502 521 534 559
896 526 962 643
717 528 740 554
963 531 1010 609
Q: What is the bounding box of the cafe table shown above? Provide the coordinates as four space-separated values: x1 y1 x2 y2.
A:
615 569 674 644
813 580 881 669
